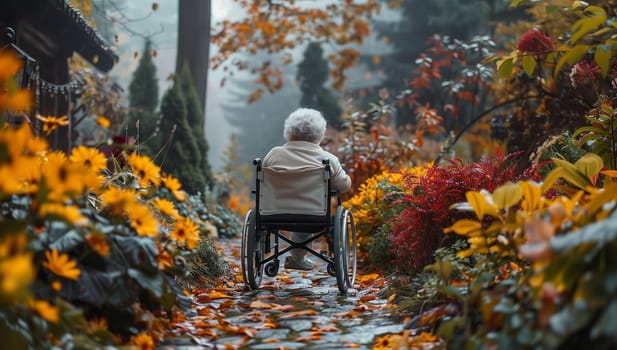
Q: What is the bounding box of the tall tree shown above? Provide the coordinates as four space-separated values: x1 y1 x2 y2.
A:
176 0 211 126
125 39 159 153
158 83 206 194
297 42 343 129
178 63 213 187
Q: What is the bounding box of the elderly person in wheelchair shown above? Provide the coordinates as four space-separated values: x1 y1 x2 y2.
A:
241 108 357 293
264 108 352 269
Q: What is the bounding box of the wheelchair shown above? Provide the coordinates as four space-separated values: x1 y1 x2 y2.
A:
241 158 357 293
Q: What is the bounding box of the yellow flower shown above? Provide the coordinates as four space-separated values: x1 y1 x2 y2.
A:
41 151 87 201
0 253 34 298
161 174 186 201
95 116 110 128
126 153 160 188
27 299 59 323
70 145 107 172
153 198 179 218
170 217 200 249
51 280 62 292
131 332 154 350
0 50 23 81
85 233 110 256
101 186 137 213
37 115 69 136
126 202 159 237
88 317 108 333
43 249 80 280
39 203 88 226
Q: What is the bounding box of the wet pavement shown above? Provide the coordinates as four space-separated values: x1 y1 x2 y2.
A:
160 238 404 349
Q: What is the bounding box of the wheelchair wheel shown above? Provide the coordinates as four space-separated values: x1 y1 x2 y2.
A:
333 206 357 293
241 209 265 290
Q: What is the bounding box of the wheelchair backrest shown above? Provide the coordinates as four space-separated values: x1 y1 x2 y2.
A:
258 165 329 216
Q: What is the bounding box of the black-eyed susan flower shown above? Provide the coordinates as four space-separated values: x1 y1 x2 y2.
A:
0 252 34 298
126 202 159 237
152 198 179 219
40 151 87 201
43 249 80 280
170 217 200 249
130 332 154 350
126 153 160 188
27 298 59 323
161 174 185 201
101 186 137 214
39 203 88 226
37 114 69 136
70 145 107 172
85 232 110 256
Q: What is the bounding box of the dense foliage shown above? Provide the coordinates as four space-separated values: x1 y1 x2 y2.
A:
0 51 232 348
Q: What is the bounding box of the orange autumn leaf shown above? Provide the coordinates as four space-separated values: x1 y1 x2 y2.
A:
279 310 319 319
249 300 278 309
209 291 232 299
359 295 376 302
272 304 295 312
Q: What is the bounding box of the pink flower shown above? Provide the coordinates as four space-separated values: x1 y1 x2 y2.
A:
569 61 600 88
517 28 554 55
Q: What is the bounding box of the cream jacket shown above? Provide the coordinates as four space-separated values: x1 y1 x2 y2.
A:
262 141 352 193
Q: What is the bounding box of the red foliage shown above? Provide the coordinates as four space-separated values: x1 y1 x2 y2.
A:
517 28 554 55
389 152 520 274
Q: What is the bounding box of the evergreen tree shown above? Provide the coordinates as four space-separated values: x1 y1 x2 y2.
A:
297 42 343 128
158 83 206 194
222 50 301 166
125 39 159 153
178 63 213 187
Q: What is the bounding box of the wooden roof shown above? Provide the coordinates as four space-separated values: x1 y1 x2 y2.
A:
0 0 118 72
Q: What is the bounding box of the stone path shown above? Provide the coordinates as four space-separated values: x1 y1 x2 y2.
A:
160 238 404 349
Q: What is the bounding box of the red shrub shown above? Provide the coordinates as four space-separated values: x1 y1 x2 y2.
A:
389 152 520 274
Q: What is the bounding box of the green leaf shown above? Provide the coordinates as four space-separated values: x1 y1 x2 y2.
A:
571 8 607 44
554 45 590 77
591 299 617 339
522 55 536 76
594 45 612 77
550 212 617 252
49 230 83 252
573 125 606 138
128 268 163 297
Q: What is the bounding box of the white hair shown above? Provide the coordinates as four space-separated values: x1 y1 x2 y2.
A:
283 108 327 143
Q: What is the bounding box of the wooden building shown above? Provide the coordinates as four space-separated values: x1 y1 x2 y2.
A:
0 0 118 150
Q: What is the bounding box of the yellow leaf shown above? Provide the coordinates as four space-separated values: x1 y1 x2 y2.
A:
466 191 487 220
595 44 611 77
496 57 513 79
554 44 590 77
522 55 536 76
209 291 231 299
444 219 482 236
521 181 542 214
492 182 522 210
574 153 603 180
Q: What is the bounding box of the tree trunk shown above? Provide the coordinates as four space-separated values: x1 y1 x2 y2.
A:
176 0 210 128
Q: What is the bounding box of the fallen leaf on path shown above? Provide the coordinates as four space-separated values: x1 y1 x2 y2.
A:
272 304 295 312
250 300 280 309
279 309 319 318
